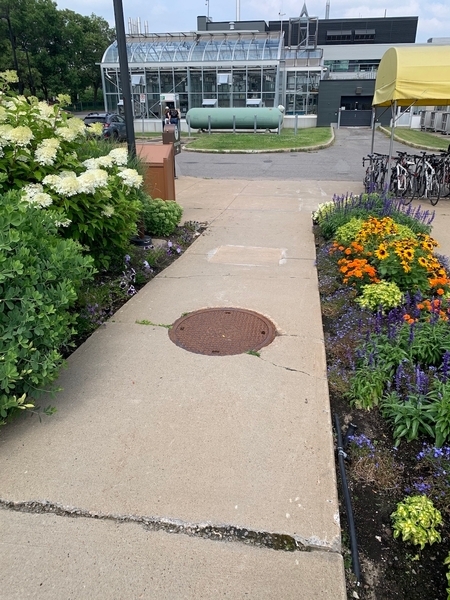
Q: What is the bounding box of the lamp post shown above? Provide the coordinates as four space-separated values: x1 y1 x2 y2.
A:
279 12 286 40
112 0 136 159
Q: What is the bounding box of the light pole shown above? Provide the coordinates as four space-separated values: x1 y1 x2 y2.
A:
279 12 286 40
112 0 136 159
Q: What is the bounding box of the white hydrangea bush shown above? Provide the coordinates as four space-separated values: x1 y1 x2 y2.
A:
0 71 143 268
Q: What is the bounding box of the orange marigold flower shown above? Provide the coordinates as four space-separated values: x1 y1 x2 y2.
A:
417 303 424 310
344 248 352 255
351 242 364 253
408 318 415 325
403 314 411 321
338 245 344 251
437 288 445 296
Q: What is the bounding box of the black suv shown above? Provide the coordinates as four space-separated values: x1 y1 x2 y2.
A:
83 112 127 141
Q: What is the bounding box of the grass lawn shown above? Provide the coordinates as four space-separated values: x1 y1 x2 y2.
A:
183 127 333 151
380 126 449 151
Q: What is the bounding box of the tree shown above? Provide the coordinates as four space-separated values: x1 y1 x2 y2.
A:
0 0 114 101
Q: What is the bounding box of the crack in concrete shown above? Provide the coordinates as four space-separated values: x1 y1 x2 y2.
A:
260 358 311 375
0 498 339 554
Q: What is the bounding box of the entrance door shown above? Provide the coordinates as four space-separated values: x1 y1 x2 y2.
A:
340 95 372 126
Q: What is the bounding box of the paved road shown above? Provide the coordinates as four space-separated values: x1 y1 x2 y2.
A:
176 127 414 181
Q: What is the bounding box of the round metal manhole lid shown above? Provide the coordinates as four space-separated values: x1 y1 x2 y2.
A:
169 308 277 356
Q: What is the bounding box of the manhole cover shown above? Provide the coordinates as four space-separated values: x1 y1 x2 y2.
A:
169 308 277 356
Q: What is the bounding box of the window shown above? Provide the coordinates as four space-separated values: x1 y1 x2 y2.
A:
354 29 375 41
326 30 352 42
217 73 231 85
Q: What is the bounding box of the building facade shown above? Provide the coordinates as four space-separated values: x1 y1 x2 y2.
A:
99 9 418 126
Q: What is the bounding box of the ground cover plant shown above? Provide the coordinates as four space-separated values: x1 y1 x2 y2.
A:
314 192 450 599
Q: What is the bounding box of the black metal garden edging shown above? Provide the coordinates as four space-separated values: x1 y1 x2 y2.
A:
334 413 362 584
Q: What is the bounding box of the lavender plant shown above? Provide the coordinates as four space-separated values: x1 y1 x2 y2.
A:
414 444 450 506
315 191 434 240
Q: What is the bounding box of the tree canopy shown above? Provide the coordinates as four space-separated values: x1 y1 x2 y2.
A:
0 0 115 102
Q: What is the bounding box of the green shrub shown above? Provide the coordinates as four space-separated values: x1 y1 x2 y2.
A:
141 198 183 236
381 391 434 445
334 217 364 246
393 223 416 240
347 366 387 410
0 191 95 423
391 495 442 549
355 280 403 312
0 73 143 269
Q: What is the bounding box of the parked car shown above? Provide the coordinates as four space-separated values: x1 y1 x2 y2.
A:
83 112 127 141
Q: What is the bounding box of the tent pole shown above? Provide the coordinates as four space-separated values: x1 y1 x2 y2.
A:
370 107 376 154
388 100 397 192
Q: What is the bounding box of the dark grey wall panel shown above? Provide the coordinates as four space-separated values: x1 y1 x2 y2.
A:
317 80 391 126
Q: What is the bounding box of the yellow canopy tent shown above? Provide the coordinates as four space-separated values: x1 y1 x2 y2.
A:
370 45 450 181
373 45 450 107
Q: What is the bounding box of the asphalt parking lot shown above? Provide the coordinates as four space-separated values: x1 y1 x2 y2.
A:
176 127 414 182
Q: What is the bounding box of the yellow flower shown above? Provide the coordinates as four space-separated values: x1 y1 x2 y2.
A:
375 245 389 260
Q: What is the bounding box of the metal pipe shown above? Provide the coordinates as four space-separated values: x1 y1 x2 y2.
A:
334 414 361 584
370 107 376 155
387 100 397 191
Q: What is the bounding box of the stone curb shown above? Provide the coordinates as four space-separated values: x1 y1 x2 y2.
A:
181 125 335 154
378 125 448 153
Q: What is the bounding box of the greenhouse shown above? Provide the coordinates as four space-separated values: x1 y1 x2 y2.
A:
100 31 323 119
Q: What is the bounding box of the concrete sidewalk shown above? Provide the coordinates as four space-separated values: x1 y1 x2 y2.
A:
0 177 364 600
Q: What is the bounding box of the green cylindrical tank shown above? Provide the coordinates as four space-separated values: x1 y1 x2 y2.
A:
186 107 283 130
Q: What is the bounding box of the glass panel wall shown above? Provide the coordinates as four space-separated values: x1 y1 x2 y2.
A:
284 69 320 114
101 42 282 114
174 69 187 93
248 68 262 98
159 70 174 94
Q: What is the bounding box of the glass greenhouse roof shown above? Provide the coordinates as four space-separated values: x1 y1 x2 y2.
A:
102 33 283 64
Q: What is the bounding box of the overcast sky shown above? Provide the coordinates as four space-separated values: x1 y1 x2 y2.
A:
54 0 449 44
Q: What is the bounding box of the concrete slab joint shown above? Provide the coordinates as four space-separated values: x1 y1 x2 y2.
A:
0 498 340 554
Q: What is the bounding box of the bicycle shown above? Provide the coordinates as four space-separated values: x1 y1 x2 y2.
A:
362 153 388 193
389 152 414 204
411 152 440 205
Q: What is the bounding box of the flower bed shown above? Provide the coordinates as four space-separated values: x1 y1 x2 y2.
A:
314 193 450 599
